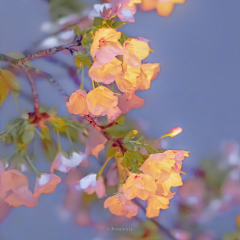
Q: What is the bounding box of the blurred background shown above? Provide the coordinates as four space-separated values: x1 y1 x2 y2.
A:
0 0 240 239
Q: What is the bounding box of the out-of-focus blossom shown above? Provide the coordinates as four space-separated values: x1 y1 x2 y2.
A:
117 92 145 114
64 168 83 211
123 38 150 68
221 141 240 166
34 173 61 198
179 178 206 206
0 198 11 222
221 179 240 207
88 3 112 20
122 173 156 200
50 152 88 174
89 58 122 84
66 89 89 116
146 195 169 218
86 86 121 122
104 191 138 218
91 28 123 65
171 229 190 240
77 174 106 198
75 211 91 226
106 162 120 186
85 124 108 158
196 232 216 240
141 0 186 17
89 0 141 23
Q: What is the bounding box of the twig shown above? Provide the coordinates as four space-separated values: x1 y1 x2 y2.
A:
25 70 40 115
84 115 126 154
133 199 176 240
14 36 82 66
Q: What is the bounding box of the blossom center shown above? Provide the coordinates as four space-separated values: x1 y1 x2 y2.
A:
99 38 107 47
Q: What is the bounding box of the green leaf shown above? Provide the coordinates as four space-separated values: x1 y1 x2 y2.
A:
41 127 51 140
0 75 9 107
42 139 58 163
106 147 117 158
10 90 19 110
47 106 58 116
223 231 240 240
124 142 135 151
73 51 90 57
49 0 83 21
39 105 48 113
105 119 136 138
115 115 125 125
121 150 144 172
123 130 138 143
1 69 20 91
112 21 128 28
119 33 129 44
22 130 34 143
81 31 93 48
93 17 103 27
75 56 92 68
70 25 82 35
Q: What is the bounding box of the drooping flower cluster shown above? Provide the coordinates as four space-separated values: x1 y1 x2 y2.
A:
66 26 160 122
104 150 189 218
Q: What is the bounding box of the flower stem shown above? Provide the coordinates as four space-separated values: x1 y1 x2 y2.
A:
92 79 95 89
57 131 62 152
26 155 41 178
80 66 84 90
133 199 176 240
96 157 112 180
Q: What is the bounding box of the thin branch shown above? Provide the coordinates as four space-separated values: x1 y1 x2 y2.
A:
84 115 126 154
133 199 176 240
25 70 40 115
14 36 82 66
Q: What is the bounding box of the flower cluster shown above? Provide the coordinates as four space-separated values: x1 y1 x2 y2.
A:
104 150 189 218
66 26 160 122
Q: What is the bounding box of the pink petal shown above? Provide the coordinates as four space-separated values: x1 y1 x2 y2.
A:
0 198 11 221
5 186 37 208
96 45 123 65
1 170 28 193
85 125 107 157
34 173 61 198
106 162 120 186
107 106 122 122
95 177 106 198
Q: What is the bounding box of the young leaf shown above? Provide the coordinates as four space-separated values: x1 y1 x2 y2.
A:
42 139 58 163
0 76 9 107
70 25 82 35
93 17 103 27
119 33 129 44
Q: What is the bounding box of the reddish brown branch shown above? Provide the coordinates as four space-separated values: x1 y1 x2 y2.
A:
25 70 40 115
84 115 126 154
15 36 82 66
